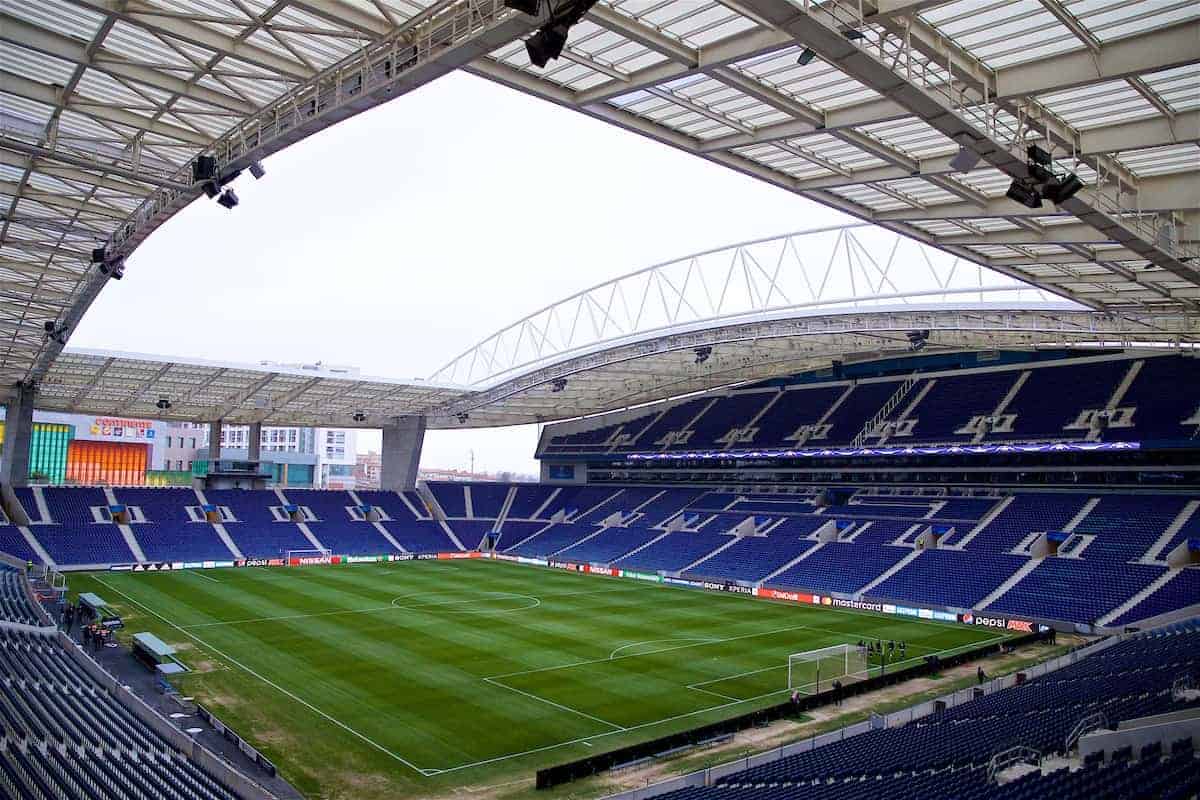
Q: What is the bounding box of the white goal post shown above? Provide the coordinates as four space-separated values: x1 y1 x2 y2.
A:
285 548 333 565
787 644 870 695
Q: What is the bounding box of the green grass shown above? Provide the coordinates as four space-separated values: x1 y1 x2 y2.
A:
68 559 1008 799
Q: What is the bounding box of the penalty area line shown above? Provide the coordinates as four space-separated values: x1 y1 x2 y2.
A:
93 577 435 777
481 677 626 732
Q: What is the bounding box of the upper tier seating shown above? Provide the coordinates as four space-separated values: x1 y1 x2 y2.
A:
673 392 775 450
900 370 1019 442
540 355 1200 455
748 385 845 447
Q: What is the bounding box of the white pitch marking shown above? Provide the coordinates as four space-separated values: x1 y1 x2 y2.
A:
481 677 625 732
94 577 434 776
608 638 718 660
184 570 220 583
487 623 816 681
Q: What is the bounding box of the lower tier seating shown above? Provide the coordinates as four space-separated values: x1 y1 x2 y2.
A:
654 622 1200 800
0 627 240 800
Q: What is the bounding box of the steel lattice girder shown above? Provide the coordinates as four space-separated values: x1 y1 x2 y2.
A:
2 0 1199 400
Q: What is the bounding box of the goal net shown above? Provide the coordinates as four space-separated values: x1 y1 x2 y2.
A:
285 548 332 566
787 644 870 695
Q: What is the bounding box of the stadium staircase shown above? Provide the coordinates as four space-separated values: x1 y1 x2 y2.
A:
1142 500 1200 563
438 520 466 550
850 374 918 447
756 542 824 585
1097 568 1186 626
196 488 245 559
855 548 924 596
17 527 54 569
948 496 1015 550
976 559 1042 611
104 487 148 564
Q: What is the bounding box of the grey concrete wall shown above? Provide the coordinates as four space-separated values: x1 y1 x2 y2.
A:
1 383 35 487
381 416 426 492
247 421 262 462
208 420 223 461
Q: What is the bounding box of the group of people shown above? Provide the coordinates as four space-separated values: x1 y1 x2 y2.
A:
60 601 111 652
858 639 907 661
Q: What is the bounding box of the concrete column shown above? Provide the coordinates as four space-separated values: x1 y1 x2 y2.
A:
1 383 35 488
381 416 426 492
208 420 223 462
247 422 262 462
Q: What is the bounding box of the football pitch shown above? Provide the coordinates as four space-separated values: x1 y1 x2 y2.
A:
71 559 1010 798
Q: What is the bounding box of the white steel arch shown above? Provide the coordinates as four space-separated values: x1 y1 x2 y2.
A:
430 223 1071 387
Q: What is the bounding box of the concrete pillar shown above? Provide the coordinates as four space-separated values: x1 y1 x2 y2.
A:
1 383 35 488
381 416 426 492
208 420 223 462
247 422 262 462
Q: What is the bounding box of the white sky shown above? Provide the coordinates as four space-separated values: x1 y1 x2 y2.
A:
70 71 851 475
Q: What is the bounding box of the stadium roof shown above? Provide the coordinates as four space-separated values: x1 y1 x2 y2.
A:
1 0 1198 427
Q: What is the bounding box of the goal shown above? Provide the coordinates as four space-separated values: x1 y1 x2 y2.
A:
285 548 333 566
787 644 870 695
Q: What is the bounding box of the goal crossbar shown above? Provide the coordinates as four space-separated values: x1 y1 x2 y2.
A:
285 548 333 566
787 644 869 695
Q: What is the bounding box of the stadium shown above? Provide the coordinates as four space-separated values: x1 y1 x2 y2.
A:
1 1 1199 799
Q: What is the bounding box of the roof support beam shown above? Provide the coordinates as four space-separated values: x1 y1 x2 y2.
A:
0 12 257 115
730 0 1200 285
0 70 211 146
874 171 1200 221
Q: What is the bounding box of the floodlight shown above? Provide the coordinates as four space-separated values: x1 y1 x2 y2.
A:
1027 162 1054 185
1042 173 1083 204
91 247 106 264
217 189 239 209
694 346 712 364
504 0 540 14
156 397 172 410
193 155 217 182
202 181 220 199
249 161 266 179
843 29 866 40
99 258 125 280
526 22 568 67
550 377 568 393
1006 179 1042 209
796 47 816 66
1026 144 1052 166
949 146 981 173
352 411 366 423
456 412 469 423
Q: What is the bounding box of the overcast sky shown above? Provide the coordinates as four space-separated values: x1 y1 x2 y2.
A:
70 71 851 475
